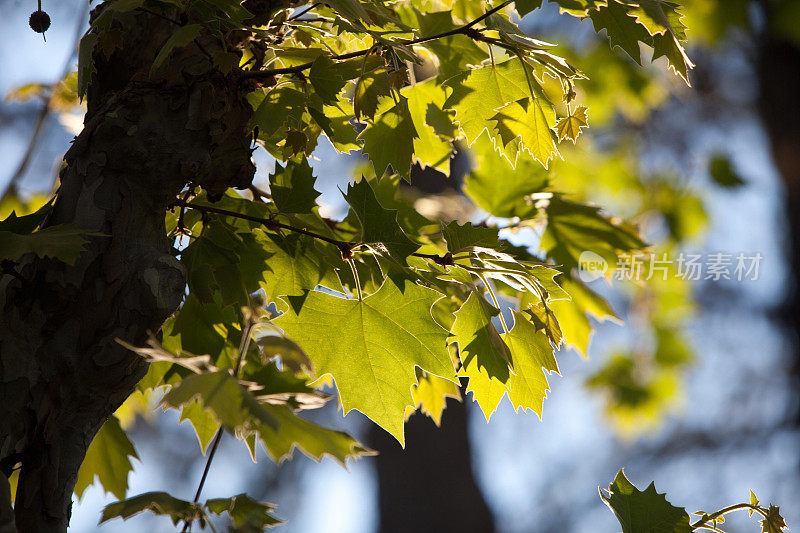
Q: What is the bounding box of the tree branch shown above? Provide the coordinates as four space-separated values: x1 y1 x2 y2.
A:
241 1 512 81
171 199 455 266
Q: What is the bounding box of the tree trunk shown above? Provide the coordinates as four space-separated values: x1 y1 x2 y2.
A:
0 1 274 529
369 392 495 533
755 28 800 426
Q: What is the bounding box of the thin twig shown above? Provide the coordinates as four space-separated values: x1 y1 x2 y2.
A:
170 199 455 266
241 1 512 80
690 503 768 530
182 317 256 533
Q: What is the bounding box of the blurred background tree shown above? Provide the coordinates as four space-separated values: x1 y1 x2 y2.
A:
0 0 797 531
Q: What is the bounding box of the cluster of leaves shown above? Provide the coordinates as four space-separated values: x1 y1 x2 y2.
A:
5 0 784 532
602 470 788 533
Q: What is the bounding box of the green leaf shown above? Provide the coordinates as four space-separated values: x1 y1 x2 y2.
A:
544 276 617 357
78 32 98 99
416 11 488 81
0 224 91 265
761 505 788 533
250 87 307 137
515 0 544 17
651 31 694 85
257 403 374 464
708 154 745 188
589 1 652 65
258 231 328 299
274 281 456 444
203 0 253 22
441 220 500 254
552 0 608 17
541 197 645 271
452 292 512 420
600 470 692 533
344 179 419 262
151 24 203 75
402 79 455 174
749 490 760 516
503 311 559 415
269 157 321 214
463 134 549 218
161 371 280 433
493 98 559 167
0 199 53 234
206 494 282 529
556 105 589 143
409 372 461 426
444 60 531 145
628 0 686 39
353 59 392 121
100 492 201 526
309 54 348 105
75 415 137 500
358 98 418 179
179 400 220 454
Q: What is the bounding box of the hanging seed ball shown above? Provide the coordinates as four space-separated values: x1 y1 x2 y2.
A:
29 10 51 34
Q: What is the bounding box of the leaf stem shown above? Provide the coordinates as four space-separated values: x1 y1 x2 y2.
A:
478 273 510 334
348 259 363 301
241 1 512 81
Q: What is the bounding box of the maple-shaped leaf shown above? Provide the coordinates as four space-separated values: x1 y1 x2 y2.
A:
309 54 348 105
463 134 549 218
441 220 501 253
503 311 559 416
274 281 456 444
556 105 589 143
258 231 329 299
628 0 686 39
452 292 513 420
760 505 788 533
541 276 617 357
358 98 418 179
269 157 321 214
161 371 280 433
0 224 91 265
344 179 419 262
402 78 455 175
444 60 531 145
600 469 692 533
515 0 544 17
250 87 307 138
589 1 652 65
409 371 461 426
416 10 489 81
101 492 202 527
552 0 608 17
493 98 559 167
353 59 392 121
74 415 137 500
541 197 645 271
257 403 374 464
206 494 282 529
652 31 694 85
179 400 219 454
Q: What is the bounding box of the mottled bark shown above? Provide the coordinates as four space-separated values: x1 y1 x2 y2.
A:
0 2 277 529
